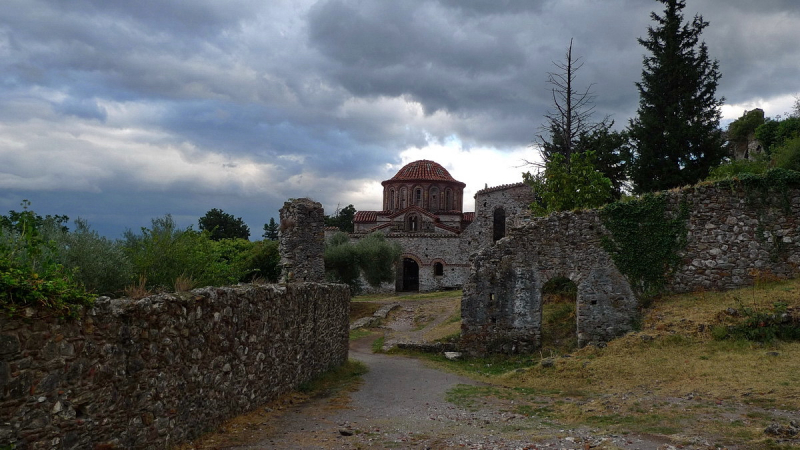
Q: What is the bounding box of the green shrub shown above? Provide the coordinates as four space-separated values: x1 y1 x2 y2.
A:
44 219 133 296
707 158 768 180
242 239 280 282
771 136 800 172
324 232 401 293
1 202 94 317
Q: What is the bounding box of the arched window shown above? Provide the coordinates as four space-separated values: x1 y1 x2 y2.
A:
445 189 453 210
407 214 418 231
433 262 444 276
414 187 423 207
400 187 407 209
493 207 506 242
389 189 396 211
429 187 439 212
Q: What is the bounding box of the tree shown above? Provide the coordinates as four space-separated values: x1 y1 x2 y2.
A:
324 231 401 293
523 151 613 216
536 39 606 169
198 208 250 241
262 217 279 241
627 0 725 193
324 204 356 233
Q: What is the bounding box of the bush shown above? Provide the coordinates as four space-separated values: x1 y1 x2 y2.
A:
0 203 94 316
771 136 800 172
44 218 133 296
324 232 401 293
707 158 769 180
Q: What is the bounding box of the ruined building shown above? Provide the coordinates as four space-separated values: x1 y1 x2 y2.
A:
346 159 535 292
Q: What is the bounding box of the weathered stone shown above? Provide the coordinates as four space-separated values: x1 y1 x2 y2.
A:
279 198 326 283
0 283 350 449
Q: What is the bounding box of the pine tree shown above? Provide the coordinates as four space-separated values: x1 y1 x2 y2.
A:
262 217 279 241
627 0 725 193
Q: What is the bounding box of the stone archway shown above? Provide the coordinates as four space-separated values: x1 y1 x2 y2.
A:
460 211 638 355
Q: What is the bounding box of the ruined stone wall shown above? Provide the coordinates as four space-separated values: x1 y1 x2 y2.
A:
461 211 637 355
280 198 326 282
461 183 537 251
461 180 800 355
668 183 800 292
0 283 350 449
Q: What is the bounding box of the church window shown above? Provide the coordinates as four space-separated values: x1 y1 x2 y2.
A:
445 189 453 210
400 187 407 209
430 187 439 212
433 262 444 276
414 187 422 206
407 214 418 231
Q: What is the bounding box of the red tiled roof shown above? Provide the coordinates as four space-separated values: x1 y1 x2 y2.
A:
386 160 462 183
462 212 475 222
354 211 378 223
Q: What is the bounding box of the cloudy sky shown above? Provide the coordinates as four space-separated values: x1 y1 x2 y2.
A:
1 0 798 238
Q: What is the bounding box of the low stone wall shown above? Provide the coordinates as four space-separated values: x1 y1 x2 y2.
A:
0 283 349 449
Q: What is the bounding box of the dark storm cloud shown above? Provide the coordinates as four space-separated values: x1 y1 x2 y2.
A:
1 0 798 237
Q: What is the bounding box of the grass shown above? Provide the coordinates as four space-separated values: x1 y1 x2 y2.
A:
407 277 800 448
298 359 369 395
353 290 462 302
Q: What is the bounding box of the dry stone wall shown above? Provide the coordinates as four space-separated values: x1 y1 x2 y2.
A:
462 178 800 355
0 283 350 449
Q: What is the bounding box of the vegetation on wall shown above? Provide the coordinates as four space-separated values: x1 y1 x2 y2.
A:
600 193 689 299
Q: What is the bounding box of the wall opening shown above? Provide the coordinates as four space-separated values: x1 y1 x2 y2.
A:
433 262 444 276
430 187 439 212
401 258 420 291
540 276 578 354
406 214 418 231
493 207 506 242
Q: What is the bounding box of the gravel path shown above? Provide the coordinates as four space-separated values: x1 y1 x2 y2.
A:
222 299 682 450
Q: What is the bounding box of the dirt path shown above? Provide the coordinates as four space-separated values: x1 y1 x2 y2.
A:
186 298 683 449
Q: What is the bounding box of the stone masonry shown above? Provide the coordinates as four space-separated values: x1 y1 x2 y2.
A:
462 178 800 355
0 285 349 450
280 198 326 283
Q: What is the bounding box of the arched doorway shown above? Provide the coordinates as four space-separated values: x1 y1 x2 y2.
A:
401 258 419 292
493 207 506 242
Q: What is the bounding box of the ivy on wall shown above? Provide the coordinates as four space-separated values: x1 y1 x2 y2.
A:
600 193 690 299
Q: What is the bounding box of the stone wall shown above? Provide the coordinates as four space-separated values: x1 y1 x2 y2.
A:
461 210 637 355
279 198 326 282
0 283 350 449
668 182 800 292
462 179 800 355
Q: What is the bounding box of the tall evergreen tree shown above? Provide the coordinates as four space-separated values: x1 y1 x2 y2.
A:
262 217 279 241
627 0 725 193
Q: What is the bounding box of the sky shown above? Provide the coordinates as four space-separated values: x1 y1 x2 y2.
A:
1 0 798 238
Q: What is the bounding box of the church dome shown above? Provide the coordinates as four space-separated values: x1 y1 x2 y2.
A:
384 160 461 184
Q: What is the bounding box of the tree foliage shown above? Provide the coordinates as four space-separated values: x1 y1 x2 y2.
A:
627 0 725 193
198 208 250 241
0 201 94 316
524 151 613 216
324 232 401 293
262 217 279 241
324 204 356 233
